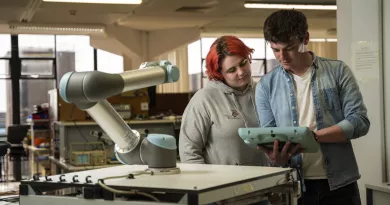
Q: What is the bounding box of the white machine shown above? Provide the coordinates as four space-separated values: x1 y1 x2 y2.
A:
19 61 300 205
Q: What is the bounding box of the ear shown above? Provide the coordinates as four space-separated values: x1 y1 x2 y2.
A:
304 32 310 45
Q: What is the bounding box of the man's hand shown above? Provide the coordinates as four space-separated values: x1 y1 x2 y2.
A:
257 140 302 166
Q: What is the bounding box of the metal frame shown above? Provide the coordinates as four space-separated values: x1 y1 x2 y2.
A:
19 166 299 205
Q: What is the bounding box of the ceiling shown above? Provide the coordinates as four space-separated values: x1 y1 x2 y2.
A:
0 0 337 36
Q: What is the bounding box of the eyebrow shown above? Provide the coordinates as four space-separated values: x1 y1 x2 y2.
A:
226 59 246 72
271 43 295 50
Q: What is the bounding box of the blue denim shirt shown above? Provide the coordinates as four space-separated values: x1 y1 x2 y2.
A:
255 52 370 190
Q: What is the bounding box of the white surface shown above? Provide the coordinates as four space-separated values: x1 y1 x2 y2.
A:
366 183 390 194
338 1 384 205
33 163 290 191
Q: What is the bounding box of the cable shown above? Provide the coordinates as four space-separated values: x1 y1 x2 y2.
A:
97 171 160 202
295 166 304 204
0 195 19 203
70 105 89 143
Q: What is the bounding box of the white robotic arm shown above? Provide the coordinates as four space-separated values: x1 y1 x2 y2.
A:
59 61 180 173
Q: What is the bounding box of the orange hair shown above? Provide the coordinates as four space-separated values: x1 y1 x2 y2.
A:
205 36 254 81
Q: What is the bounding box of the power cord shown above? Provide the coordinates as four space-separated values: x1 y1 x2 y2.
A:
294 165 304 204
70 105 89 143
97 170 160 202
0 195 19 203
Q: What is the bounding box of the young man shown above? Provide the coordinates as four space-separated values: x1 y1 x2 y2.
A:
256 10 370 205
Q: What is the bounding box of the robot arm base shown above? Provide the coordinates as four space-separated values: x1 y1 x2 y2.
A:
115 134 177 169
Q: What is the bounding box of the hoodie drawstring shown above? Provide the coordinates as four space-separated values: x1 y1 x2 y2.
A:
231 93 248 128
230 88 260 128
249 90 260 125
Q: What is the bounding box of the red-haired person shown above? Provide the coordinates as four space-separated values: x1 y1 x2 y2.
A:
179 36 268 167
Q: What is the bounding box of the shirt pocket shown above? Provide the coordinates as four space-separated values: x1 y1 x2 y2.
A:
322 88 341 111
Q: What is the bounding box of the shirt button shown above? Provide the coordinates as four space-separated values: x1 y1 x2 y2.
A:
292 106 295 110
293 121 297 124
290 93 293 96
287 79 290 82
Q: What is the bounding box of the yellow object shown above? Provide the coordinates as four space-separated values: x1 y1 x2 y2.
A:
70 142 107 166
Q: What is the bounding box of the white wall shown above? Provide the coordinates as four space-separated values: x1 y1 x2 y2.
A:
337 0 385 204
383 0 390 183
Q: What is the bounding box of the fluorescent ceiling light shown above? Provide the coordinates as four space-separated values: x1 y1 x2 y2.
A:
310 38 326 42
43 0 142 4
8 22 106 35
326 38 338 42
310 38 338 42
244 3 337 10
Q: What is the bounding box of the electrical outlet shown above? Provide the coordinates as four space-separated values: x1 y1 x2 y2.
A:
141 102 149 111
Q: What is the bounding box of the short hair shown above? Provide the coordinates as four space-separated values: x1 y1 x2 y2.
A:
205 35 254 81
263 9 308 44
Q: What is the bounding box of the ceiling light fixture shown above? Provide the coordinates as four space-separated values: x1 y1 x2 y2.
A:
310 38 326 42
43 0 142 4
8 22 106 35
244 2 337 10
326 38 338 42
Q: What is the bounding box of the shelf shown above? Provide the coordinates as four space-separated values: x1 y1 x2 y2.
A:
56 119 181 127
31 129 50 132
27 119 50 123
27 145 50 152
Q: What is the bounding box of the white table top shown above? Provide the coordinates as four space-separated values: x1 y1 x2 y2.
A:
30 163 291 191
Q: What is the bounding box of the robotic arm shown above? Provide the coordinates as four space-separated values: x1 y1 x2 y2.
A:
59 61 180 173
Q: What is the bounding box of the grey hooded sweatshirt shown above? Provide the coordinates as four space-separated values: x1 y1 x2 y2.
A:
179 79 269 166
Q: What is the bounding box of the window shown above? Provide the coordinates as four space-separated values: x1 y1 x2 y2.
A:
241 38 266 59
251 60 265 76
5 34 130 125
0 79 9 115
19 79 56 123
21 60 54 77
187 40 201 75
17 35 56 124
97 49 123 73
0 35 11 58
0 34 11 129
0 60 10 78
265 42 279 71
201 59 207 77
18 35 55 58
0 80 10 130
56 35 94 72
201 38 216 59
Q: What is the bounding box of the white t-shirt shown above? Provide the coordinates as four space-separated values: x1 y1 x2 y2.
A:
291 67 327 179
